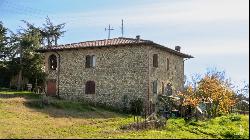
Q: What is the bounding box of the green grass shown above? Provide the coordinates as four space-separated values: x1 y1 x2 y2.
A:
0 90 40 99
0 90 249 139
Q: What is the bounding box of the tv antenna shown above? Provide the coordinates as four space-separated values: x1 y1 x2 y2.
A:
121 19 124 37
105 24 114 39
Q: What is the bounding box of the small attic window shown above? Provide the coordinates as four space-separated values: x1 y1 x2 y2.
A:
48 54 57 70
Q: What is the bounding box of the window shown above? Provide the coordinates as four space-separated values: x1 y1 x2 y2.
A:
165 83 173 96
48 54 57 70
85 81 95 94
162 82 164 94
153 80 158 95
86 55 96 68
167 58 169 71
92 55 96 67
153 54 158 67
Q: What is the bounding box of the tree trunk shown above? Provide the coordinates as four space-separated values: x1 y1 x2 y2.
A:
17 45 22 91
55 35 58 46
17 69 22 90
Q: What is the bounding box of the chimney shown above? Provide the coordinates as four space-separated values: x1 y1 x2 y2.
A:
175 46 181 52
136 35 140 42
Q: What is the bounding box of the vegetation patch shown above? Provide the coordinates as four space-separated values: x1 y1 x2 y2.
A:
0 90 40 99
0 90 249 139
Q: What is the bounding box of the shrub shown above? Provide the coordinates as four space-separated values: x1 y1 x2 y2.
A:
121 95 129 113
228 114 241 122
223 128 241 139
129 98 143 115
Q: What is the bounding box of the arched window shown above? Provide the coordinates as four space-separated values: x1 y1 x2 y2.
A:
85 81 95 94
48 54 57 70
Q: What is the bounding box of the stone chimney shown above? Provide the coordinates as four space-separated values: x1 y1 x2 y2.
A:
136 35 140 42
175 46 181 52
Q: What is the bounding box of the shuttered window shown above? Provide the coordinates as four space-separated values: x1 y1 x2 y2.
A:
153 54 158 67
162 82 164 94
85 81 95 94
167 58 169 71
86 55 91 68
153 80 157 95
86 55 96 68
92 55 96 67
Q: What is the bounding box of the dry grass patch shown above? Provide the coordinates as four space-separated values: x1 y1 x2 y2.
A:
0 91 248 139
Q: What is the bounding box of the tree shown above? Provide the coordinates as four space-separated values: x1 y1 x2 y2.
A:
197 75 235 117
178 68 236 118
6 20 46 90
0 21 12 87
0 21 8 61
41 17 66 47
1 17 65 90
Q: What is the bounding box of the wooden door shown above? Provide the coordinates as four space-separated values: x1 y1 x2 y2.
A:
47 79 56 96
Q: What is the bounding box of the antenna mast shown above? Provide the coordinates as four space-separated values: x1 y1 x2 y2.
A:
121 19 124 37
105 24 114 39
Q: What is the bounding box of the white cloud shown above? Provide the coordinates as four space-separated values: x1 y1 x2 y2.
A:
51 0 249 27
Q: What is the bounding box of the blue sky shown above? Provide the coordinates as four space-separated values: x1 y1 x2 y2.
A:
0 0 249 89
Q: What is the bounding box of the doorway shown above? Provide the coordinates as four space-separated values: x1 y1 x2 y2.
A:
47 79 56 96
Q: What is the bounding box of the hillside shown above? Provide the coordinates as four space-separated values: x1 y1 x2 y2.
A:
0 91 249 139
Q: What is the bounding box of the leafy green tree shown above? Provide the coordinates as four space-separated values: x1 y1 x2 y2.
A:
41 17 66 46
4 21 46 90
0 21 11 87
1 17 66 90
0 21 8 61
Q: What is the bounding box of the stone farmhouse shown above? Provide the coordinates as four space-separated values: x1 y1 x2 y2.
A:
37 36 193 112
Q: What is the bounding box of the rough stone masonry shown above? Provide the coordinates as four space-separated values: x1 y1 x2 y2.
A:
37 37 193 111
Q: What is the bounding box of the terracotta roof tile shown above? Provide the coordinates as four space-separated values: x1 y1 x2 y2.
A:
37 37 193 58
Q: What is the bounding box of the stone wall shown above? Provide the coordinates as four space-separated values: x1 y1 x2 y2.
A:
45 45 149 108
44 52 59 94
148 46 184 104
44 44 185 109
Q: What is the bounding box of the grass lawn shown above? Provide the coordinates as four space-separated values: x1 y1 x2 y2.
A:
0 90 249 139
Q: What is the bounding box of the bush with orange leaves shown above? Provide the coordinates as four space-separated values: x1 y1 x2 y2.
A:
178 74 236 118
198 76 235 117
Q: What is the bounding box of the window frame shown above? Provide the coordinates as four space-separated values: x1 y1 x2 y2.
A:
85 81 95 94
167 58 169 71
48 54 57 70
86 55 96 68
153 80 158 95
153 54 158 67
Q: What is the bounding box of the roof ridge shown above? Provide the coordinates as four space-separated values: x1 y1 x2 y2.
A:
37 37 193 58
55 37 153 47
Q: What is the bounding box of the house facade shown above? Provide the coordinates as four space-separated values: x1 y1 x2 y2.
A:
37 36 193 112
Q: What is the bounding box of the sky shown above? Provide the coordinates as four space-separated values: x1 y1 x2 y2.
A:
0 0 249 90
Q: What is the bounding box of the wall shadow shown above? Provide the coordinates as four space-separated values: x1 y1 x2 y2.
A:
22 99 126 119
0 93 40 99
0 92 126 119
